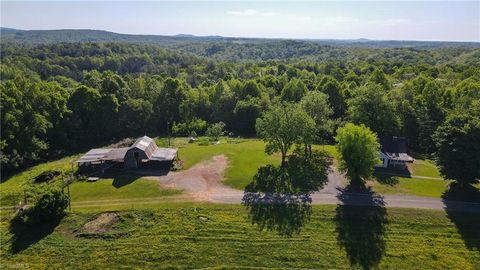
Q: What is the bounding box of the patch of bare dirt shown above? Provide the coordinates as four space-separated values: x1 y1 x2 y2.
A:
78 212 119 237
148 155 239 201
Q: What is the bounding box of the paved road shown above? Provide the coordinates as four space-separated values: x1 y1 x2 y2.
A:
209 168 480 213
59 162 479 213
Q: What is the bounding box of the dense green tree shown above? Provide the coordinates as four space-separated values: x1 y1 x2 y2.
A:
433 112 480 188
119 98 154 136
210 80 236 127
154 78 187 132
369 68 391 90
300 91 333 144
206 122 226 141
347 83 400 136
256 103 315 166
281 78 307 102
67 85 102 145
233 98 263 135
239 80 262 100
335 123 380 186
316 76 346 118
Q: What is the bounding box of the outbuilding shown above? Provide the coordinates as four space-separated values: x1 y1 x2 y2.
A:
77 136 177 171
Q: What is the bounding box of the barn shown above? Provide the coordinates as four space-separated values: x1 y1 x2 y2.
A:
77 136 177 171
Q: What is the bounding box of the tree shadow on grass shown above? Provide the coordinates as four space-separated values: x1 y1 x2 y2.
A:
374 174 399 186
442 183 480 251
111 174 142 188
242 192 312 237
335 184 388 270
9 214 64 254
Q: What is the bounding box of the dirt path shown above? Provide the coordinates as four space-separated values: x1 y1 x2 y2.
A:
146 155 238 201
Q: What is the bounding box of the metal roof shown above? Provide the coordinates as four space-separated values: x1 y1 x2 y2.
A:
77 148 112 163
104 147 130 161
384 152 414 162
151 148 178 161
131 136 158 159
77 136 177 164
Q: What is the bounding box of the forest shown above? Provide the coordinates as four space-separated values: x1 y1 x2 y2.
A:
1 39 480 175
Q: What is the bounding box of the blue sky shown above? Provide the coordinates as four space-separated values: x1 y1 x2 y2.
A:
2 1 479 41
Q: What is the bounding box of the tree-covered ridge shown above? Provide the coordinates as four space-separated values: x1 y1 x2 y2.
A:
2 28 480 49
1 42 479 175
2 28 480 64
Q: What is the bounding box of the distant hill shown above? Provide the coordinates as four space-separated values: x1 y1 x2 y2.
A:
1 27 479 49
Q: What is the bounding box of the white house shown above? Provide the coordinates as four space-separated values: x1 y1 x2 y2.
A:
376 137 414 169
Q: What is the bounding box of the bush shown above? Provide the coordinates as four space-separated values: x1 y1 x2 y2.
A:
206 122 226 141
172 118 207 137
15 190 69 225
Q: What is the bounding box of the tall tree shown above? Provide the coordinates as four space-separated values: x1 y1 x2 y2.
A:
347 83 400 136
335 123 380 187
281 78 307 102
256 103 315 166
433 112 480 188
300 91 333 144
316 76 346 118
369 68 391 91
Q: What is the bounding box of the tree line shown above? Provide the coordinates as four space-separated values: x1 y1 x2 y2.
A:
1 42 479 176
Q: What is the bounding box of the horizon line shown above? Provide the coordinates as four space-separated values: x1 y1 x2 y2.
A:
2 26 479 43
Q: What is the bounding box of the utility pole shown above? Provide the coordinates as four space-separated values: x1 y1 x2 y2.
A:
68 159 74 212
167 121 171 147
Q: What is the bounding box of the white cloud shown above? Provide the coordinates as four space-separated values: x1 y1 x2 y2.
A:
227 9 275 17
286 14 312 22
365 18 412 26
320 16 360 25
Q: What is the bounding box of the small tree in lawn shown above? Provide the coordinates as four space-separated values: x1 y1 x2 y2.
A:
256 102 315 166
206 122 226 141
335 123 380 187
433 113 480 189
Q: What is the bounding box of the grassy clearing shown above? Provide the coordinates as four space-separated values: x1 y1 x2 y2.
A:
0 204 478 269
409 159 443 178
157 137 280 189
69 176 182 202
164 137 338 189
0 154 81 206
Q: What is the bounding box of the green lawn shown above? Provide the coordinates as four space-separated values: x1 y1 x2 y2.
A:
370 176 451 198
409 159 443 178
180 138 280 189
168 137 338 190
0 154 81 206
1 204 478 269
69 176 181 202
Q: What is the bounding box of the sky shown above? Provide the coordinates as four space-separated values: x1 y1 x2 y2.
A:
1 1 479 42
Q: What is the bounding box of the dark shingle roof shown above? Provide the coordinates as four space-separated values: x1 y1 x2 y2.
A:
379 136 408 153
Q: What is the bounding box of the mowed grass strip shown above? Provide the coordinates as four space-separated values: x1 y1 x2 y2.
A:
370 177 452 198
0 205 478 269
69 176 182 202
